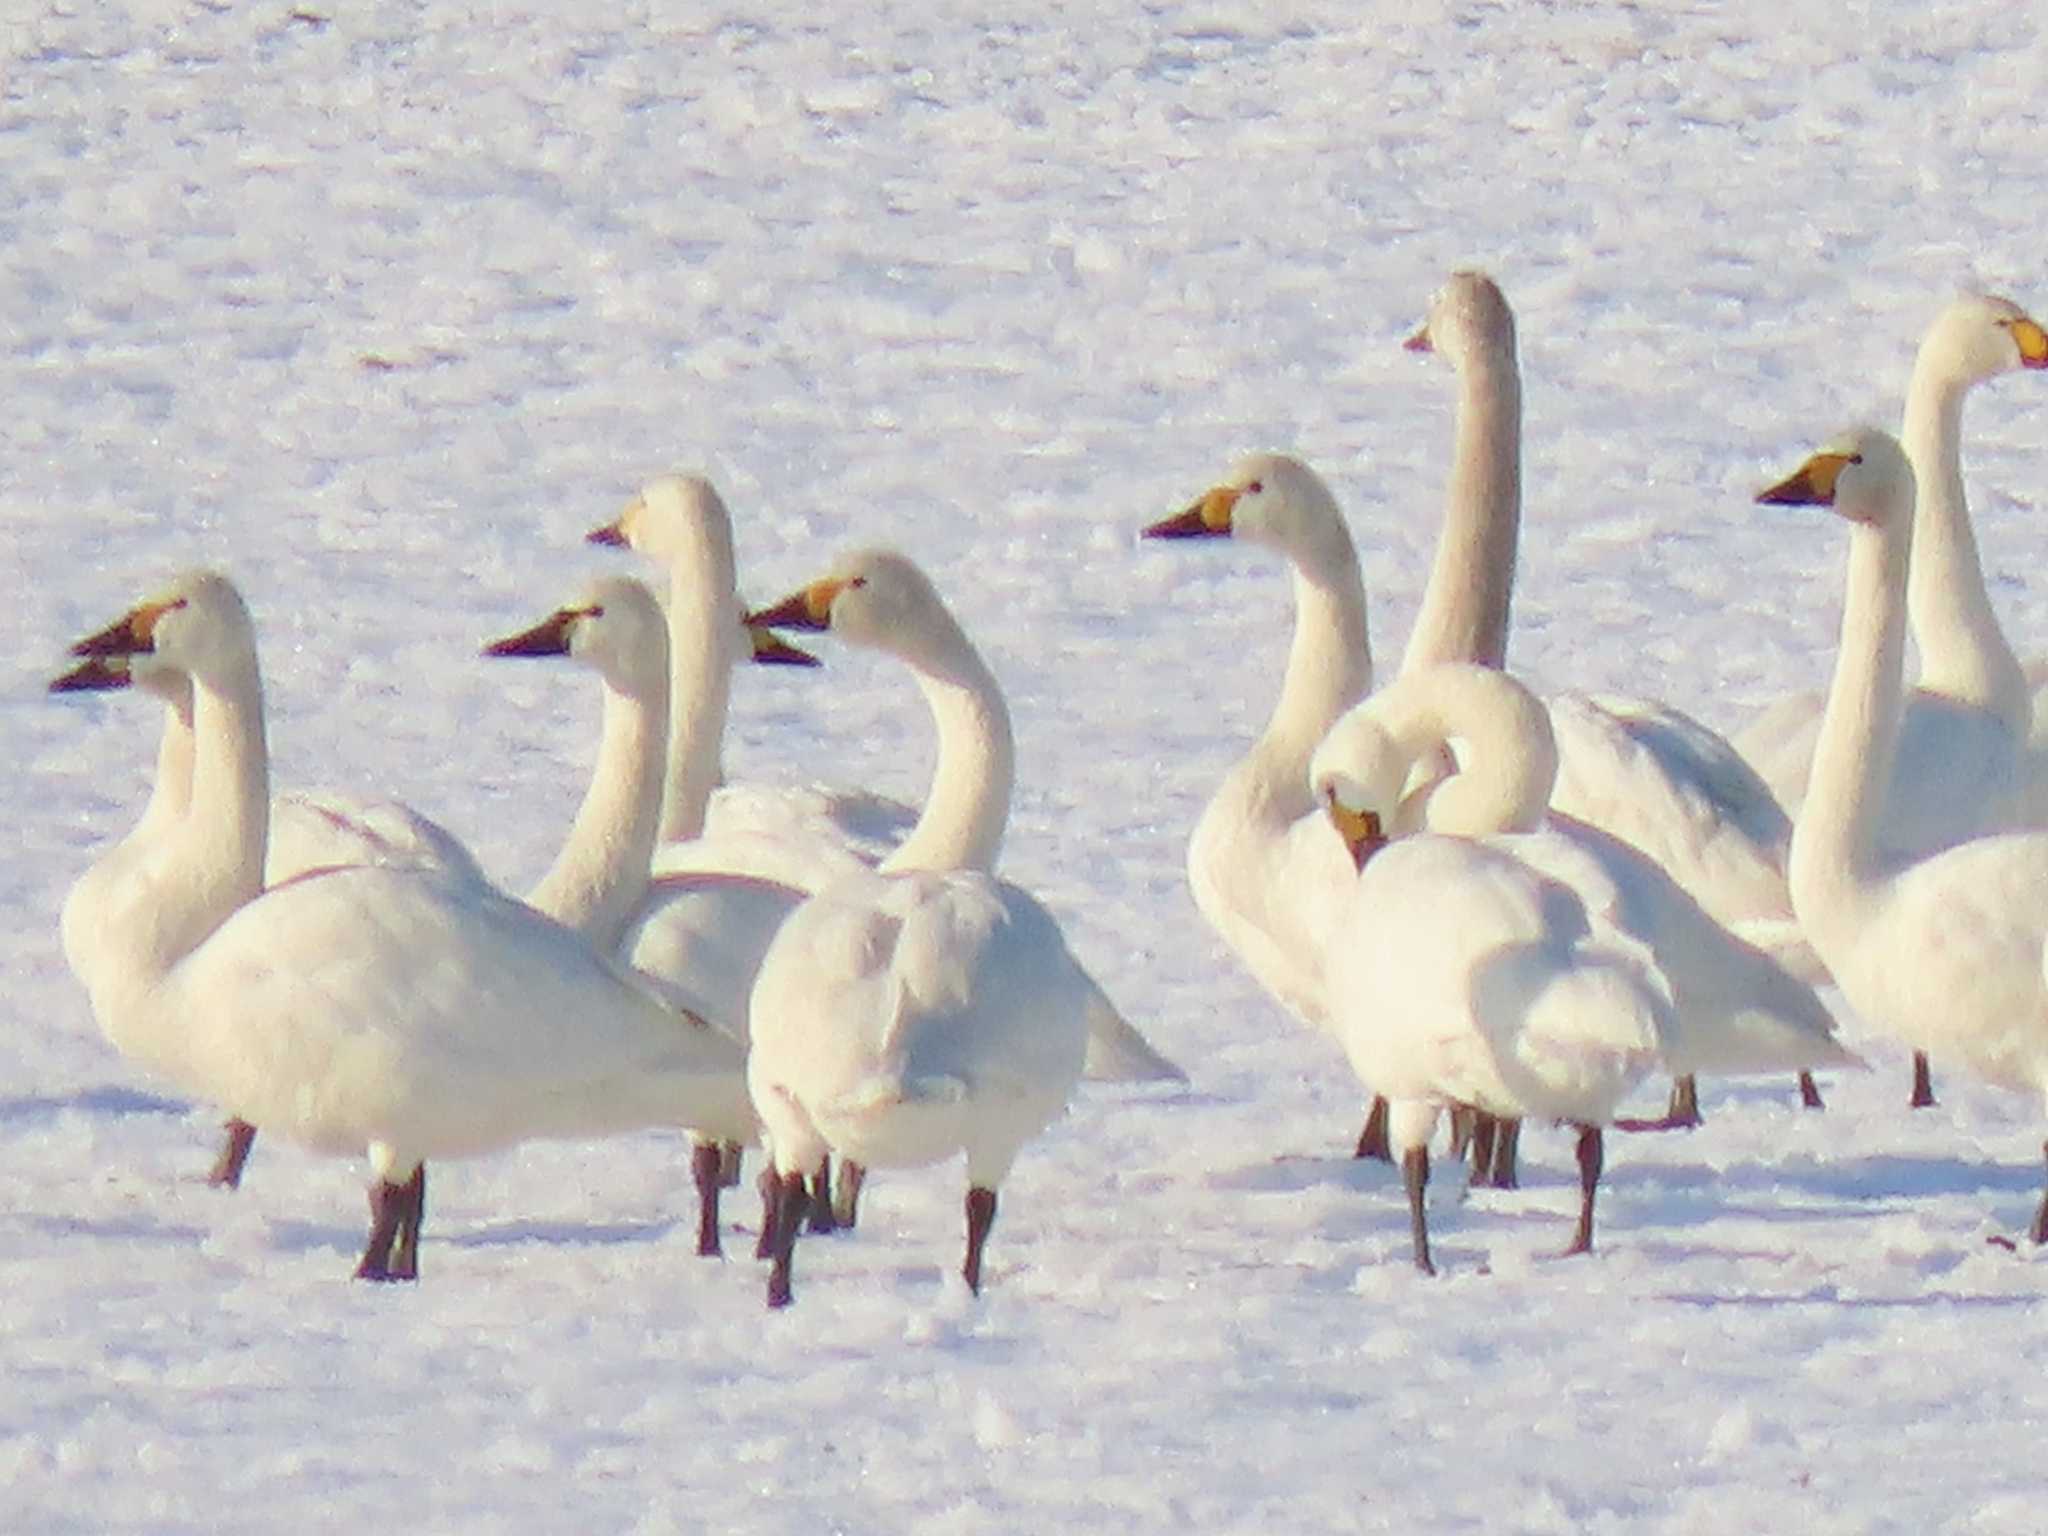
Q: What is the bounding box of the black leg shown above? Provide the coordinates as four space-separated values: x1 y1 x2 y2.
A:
691 1141 725 1258
207 1119 258 1189
1354 1096 1392 1161
1401 1145 1435 1276
806 1156 838 1235
1563 1125 1603 1257
1615 1075 1701 1133
963 1186 998 1294
2031 1140 2048 1246
718 1140 745 1189
1911 1052 1937 1109
1798 1072 1825 1110
356 1174 417 1282
754 1165 779 1260
388 1165 426 1281
764 1169 813 1309
1487 1118 1520 1190
833 1160 866 1229
1468 1114 1499 1187
1447 1106 1474 1162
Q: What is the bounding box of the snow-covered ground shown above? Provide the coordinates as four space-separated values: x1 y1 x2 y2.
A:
6 3 2048 1530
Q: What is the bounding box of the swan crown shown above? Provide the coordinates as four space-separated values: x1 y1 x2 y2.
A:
1757 428 1913 527
484 575 668 695
1924 293 2048 382
589 473 737 564
1406 269 1516 365
1147 453 1355 570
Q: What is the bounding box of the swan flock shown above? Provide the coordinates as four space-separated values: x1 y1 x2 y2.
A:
48 277 2048 1301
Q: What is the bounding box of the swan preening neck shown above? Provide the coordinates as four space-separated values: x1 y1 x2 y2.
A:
1760 430 1917 941
485 576 671 951
747 548 1014 874
1401 270 1520 676
1311 664 1557 853
589 474 746 845
1898 294 2045 714
1146 452 1374 812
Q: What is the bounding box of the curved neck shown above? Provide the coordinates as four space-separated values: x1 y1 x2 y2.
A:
1900 351 2026 717
1245 546 1375 821
144 688 198 835
879 630 1015 875
1376 666 1554 834
658 550 742 844
1790 514 1910 941
1402 348 1520 675
525 672 667 951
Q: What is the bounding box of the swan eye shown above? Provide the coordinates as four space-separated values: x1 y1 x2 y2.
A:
848 576 868 590
1246 480 1263 495
1847 454 1863 466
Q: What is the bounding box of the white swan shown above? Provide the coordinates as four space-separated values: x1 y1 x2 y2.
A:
1765 428 2048 1245
1739 296 2048 1109
51 570 747 1281
592 476 1179 1100
1406 268 1826 1132
1142 452 1371 1036
59 655 493 1190
741 550 1098 1306
1309 663 1853 1272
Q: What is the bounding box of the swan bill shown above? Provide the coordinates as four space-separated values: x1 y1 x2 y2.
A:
482 606 591 658
49 654 133 693
2010 316 2048 369
1142 485 1240 540
1324 798 1386 871
585 519 629 547
1403 322 1434 353
745 623 821 668
745 577 846 632
1755 452 1852 509
69 597 185 659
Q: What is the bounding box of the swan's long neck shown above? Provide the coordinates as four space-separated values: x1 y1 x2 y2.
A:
1402 349 1520 675
1790 514 1910 943
99 656 271 1029
144 685 198 835
657 540 742 843
524 672 667 952
1899 355 2026 717
880 626 1014 875
1376 667 1554 835
1248 546 1375 822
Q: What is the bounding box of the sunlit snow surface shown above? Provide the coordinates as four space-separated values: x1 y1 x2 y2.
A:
6 4 2048 1530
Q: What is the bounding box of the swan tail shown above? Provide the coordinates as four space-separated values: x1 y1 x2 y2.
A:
1081 991 1187 1084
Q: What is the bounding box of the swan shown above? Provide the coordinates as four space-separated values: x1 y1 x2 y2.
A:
592 476 1182 1108
740 550 1098 1307
1405 269 1827 1133
58 657 493 1191
1141 453 1371 1072
1309 664 1853 1273
1764 428 2048 1245
51 570 747 1281
1737 295 2048 1109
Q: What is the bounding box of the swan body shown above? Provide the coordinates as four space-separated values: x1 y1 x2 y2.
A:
52 571 746 1279
741 550 1106 1305
1310 663 1850 1268
1736 294 2047 852
1768 429 2048 1240
1143 452 1372 1034
594 475 1175 1086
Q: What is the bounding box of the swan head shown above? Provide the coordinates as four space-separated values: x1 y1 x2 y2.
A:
56 570 257 695
1756 428 1915 528
1145 453 1355 570
1308 710 1405 871
744 548 961 664
587 474 739 571
1404 269 1516 371
1920 293 2048 386
483 574 672 688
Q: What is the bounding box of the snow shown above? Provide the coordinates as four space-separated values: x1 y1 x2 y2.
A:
6 2 2048 1530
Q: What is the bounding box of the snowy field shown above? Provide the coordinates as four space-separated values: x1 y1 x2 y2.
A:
8 3 2048 1531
